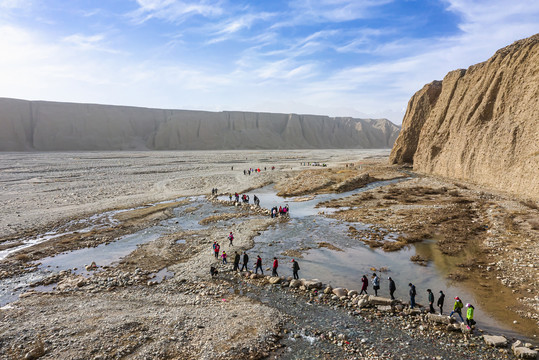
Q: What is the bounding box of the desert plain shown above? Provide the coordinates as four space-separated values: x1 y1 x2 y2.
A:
0 149 537 359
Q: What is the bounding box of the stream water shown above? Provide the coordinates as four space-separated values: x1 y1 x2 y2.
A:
0 180 534 341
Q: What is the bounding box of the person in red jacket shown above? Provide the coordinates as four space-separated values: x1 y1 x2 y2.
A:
272 257 279 276
360 275 368 295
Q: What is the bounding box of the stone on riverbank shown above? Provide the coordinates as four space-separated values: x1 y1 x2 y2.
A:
483 335 508 347
368 296 393 306
289 279 302 288
269 277 281 284
427 313 453 325
332 288 347 297
302 280 322 290
513 347 538 359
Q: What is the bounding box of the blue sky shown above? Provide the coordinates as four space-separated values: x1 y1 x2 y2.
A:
0 0 538 124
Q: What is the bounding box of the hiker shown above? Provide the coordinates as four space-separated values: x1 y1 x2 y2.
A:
255 255 263 274
233 251 240 271
210 266 218 277
241 252 249 271
292 259 300 279
214 243 220 259
372 273 380 296
427 289 435 313
466 303 476 329
212 241 217 255
228 232 234 246
409 283 417 309
449 296 464 322
437 291 445 315
272 257 279 276
388 277 396 300
360 275 368 295
221 251 227 264
229 194 232 201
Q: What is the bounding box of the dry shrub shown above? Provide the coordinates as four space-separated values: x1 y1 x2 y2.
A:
530 220 539 231
382 241 407 252
14 253 30 262
448 190 460 197
520 200 538 210
410 254 428 266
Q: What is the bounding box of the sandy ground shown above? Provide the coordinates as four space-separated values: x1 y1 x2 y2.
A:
0 149 537 359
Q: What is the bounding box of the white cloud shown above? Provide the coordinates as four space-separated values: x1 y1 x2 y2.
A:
129 0 223 23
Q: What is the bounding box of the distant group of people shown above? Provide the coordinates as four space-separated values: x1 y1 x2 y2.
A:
211 188 219 195
270 205 289 218
359 273 476 330
243 167 265 175
229 193 260 206
300 162 326 167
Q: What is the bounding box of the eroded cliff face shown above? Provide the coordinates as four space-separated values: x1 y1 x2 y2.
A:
0 99 400 151
390 34 539 200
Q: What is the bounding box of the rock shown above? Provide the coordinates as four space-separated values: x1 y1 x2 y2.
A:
389 33 539 200
512 340 523 351
377 305 393 312
427 313 453 324
513 347 538 359
368 296 393 306
483 335 508 348
269 277 281 284
357 298 369 308
347 290 358 297
289 279 301 288
332 288 347 297
324 286 333 294
303 280 322 290
250 274 258 280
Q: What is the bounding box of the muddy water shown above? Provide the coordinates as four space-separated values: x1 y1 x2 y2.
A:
244 184 537 341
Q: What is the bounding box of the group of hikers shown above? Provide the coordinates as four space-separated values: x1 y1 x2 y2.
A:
360 273 476 329
229 192 260 206
210 232 301 280
243 167 274 175
270 205 289 218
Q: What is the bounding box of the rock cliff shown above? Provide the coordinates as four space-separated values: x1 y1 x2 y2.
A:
0 98 400 151
390 34 539 200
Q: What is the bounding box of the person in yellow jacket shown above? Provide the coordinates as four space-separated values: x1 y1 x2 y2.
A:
449 296 464 322
466 303 476 329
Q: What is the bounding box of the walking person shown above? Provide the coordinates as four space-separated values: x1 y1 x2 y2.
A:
408 283 417 309
241 252 249 271
449 297 465 322
437 291 445 315
372 273 380 296
427 289 435 313
228 232 234 246
272 257 279 276
233 251 240 271
388 277 396 300
292 259 300 280
465 303 476 329
360 275 368 295
221 251 227 264
214 243 220 259
255 255 263 275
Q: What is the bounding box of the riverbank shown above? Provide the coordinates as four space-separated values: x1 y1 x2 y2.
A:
0 150 537 359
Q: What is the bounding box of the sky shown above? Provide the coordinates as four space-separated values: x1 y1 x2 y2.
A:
0 1 538 124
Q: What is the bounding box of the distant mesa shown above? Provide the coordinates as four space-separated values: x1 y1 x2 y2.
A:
0 98 400 151
390 33 539 200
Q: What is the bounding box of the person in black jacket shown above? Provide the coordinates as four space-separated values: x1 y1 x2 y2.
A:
255 255 263 274
427 289 435 313
437 291 445 315
233 251 240 271
292 259 300 279
409 283 417 308
241 252 249 271
388 277 396 300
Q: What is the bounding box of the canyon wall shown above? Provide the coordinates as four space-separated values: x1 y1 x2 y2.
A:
390 34 539 200
0 98 400 151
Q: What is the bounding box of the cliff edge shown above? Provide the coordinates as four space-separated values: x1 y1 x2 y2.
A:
390 34 539 200
0 99 400 151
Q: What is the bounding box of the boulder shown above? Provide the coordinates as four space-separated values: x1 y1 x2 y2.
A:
483 335 508 348
332 288 348 297
377 305 393 312
348 290 358 297
357 298 369 308
368 296 393 306
250 274 259 280
289 279 302 288
323 286 333 294
513 347 538 359
427 313 453 325
269 277 281 284
303 280 323 290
